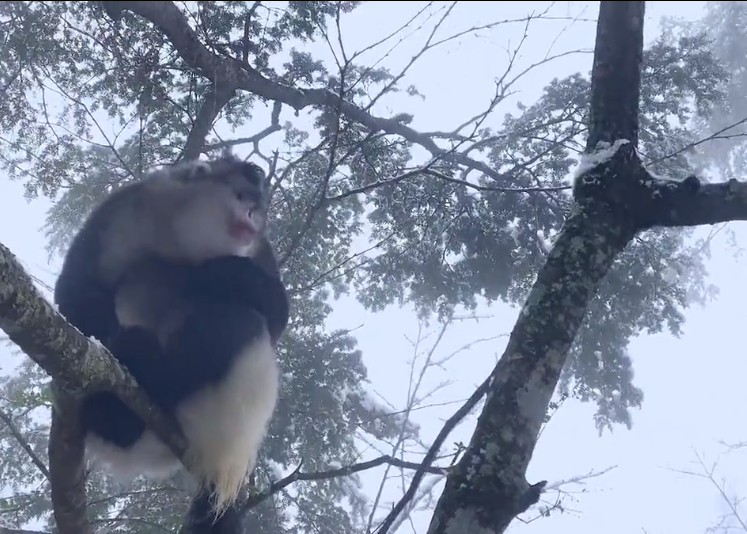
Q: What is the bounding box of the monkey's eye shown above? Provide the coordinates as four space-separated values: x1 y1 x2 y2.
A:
239 162 265 185
235 190 255 202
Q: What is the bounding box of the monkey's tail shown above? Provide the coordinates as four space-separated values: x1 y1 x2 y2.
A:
181 485 243 534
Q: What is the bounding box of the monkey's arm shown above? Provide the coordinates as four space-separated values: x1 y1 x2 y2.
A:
187 256 290 344
54 234 119 347
54 183 150 347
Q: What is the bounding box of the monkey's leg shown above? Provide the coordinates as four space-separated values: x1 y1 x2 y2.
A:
80 326 165 447
183 485 243 534
80 392 145 448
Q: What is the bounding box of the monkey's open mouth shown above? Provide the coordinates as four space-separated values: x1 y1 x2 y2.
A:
227 218 257 240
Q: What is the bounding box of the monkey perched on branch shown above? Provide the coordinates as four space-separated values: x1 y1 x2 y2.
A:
54 154 290 533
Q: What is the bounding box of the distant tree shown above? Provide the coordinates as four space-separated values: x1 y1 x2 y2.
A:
0 1 744 534
663 0 747 182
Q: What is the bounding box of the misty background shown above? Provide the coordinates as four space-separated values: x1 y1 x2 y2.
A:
1 1 746 534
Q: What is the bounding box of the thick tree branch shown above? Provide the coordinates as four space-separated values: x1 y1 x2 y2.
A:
586 0 644 150
645 178 747 227
424 3 646 533
100 0 521 187
425 205 633 534
0 243 186 455
181 81 239 160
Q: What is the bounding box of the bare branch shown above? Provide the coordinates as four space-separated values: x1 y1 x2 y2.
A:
327 166 569 203
648 115 747 166
204 100 283 154
376 374 492 534
0 407 50 480
244 455 447 512
668 449 747 533
542 465 618 492
367 317 506 534
366 318 454 534
101 1 523 188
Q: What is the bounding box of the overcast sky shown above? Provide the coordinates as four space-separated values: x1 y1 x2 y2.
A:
3 2 746 533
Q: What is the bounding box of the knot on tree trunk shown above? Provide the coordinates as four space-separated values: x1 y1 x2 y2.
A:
572 143 701 232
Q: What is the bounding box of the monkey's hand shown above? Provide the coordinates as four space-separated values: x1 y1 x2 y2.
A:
189 255 290 343
190 255 279 301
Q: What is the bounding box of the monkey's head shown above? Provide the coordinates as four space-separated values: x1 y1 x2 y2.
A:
153 155 271 262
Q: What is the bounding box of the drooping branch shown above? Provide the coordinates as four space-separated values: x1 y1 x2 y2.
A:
48 388 91 534
0 408 50 480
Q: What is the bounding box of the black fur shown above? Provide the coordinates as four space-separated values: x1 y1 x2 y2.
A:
62 255 288 450
185 485 244 534
53 159 289 534
188 256 288 343
54 187 139 347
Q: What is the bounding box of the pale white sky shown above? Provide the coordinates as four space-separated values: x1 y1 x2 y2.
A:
3 2 746 534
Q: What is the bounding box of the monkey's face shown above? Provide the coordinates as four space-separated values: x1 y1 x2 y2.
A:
168 158 270 262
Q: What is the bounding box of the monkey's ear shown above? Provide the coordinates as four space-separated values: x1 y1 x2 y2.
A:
251 163 267 184
187 160 212 181
250 162 270 189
